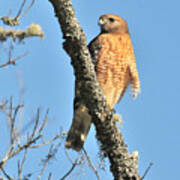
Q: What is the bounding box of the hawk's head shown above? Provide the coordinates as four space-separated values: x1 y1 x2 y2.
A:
98 14 129 34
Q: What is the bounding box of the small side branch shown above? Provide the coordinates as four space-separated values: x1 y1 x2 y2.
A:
1 167 13 180
17 148 28 180
141 162 153 180
82 148 100 180
60 156 82 180
0 0 35 26
37 145 54 180
0 100 64 174
0 51 28 68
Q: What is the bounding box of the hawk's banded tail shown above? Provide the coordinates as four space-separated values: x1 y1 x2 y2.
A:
65 105 91 151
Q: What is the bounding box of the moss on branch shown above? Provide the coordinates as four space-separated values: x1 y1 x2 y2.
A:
0 24 44 42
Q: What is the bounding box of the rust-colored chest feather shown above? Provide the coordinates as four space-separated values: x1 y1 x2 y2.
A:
96 33 133 84
93 33 136 108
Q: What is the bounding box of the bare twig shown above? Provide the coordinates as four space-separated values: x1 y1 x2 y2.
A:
0 0 35 26
60 158 79 180
48 173 52 180
30 133 65 148
141 162 153 180
65 150 73 164
0 95 64 179
37 142 62 180
0 51 29 68
16 0 27 18
38 109 49 134
82 148 100 180
18 148 28 180
0 167 13 180
31 108 40 138
17 161 21 180
9 97 15 144
62 150 85 180
0 97 24 145
0 135 41 169
36 145 54 180
19 0 35 19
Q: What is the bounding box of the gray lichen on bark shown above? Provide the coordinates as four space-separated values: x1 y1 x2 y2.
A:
49 0 141 179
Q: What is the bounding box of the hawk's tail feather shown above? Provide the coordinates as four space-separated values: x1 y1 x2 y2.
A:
65 105 91 152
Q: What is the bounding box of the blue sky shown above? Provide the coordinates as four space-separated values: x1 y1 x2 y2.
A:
0 0 180 179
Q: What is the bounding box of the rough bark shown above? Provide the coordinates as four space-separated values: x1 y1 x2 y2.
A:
49 0 141 179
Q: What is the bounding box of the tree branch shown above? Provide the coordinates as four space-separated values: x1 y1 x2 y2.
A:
0 24 44 42
49 0 141 179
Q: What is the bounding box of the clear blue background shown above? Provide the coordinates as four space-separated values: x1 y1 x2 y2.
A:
0 0 179 179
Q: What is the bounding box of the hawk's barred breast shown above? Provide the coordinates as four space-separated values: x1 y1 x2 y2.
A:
65 14 140 151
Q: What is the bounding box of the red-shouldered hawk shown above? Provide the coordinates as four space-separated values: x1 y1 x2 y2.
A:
65 14 140 151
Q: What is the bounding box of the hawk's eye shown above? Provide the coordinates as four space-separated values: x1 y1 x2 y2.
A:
109 18 115 22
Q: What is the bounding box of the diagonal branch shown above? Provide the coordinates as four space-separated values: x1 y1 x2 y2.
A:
0 51 29 68
49 0 141 179
82 148 100 180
